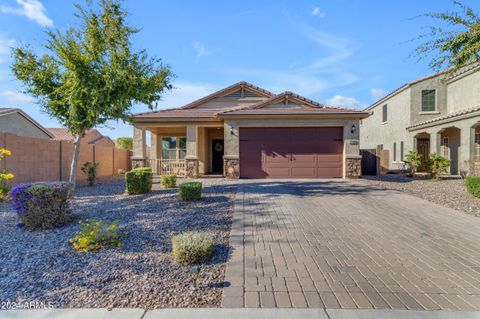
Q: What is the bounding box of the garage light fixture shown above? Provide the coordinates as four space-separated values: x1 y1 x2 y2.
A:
351 124 356 134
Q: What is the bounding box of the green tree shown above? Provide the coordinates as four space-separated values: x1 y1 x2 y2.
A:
414 1 480 77
115 137 133 150
11 0 173 191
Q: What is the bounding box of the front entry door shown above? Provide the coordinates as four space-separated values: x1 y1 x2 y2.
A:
212 139 224 173
417 139 430 171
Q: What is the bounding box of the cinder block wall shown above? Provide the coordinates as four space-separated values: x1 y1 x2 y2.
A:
1 133 132 186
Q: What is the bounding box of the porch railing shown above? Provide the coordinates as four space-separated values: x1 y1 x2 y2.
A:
147 159 186 176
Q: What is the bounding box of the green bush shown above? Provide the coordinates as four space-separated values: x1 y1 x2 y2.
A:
10 182 73 230
161 174 177 188
81 161 99 186
171 231 214 265
70 219 122 252
125 167 153 194
466 176 480 198
179 181 202 201
427 153 451 179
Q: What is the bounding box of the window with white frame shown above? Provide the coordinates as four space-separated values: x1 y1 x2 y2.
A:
421 90 436 112
161 137 186 160
441 137 449 158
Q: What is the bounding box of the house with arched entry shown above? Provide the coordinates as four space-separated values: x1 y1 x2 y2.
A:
360 63 480 175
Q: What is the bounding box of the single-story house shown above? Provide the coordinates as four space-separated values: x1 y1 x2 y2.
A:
47 128 115 147
131 82 369 179
0 107 53 139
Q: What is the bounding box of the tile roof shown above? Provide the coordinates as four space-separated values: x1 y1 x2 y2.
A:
407 105 480 130
47 128 99 141
88 135 114 145
134 108 221 120
217 92 368 117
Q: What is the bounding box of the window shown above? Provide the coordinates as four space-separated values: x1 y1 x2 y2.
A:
400 141 404 161
393 142 397 161
162 137 186 160
421 89 436 112
475 132 480 160
382 104 388 123
441 137 449 158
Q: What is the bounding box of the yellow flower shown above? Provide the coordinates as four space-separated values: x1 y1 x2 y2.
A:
5 173 13 179
0 149 11 156
73 243 79 249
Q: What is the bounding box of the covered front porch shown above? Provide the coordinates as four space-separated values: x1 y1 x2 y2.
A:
132 124 225 177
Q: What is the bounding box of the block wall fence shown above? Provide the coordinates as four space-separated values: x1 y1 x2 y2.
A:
0 133 132 185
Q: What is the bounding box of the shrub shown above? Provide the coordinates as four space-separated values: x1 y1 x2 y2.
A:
125 167 153 194
466 176 480 198
81 162 99 186
0 148 14 201
404 151 422 176
426 153 451 179
161 174 177 188
179 181 202 201
171 231 214 265
70 219 122 252
10 182 73 230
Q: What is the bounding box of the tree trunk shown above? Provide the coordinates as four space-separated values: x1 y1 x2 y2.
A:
69 134 82 193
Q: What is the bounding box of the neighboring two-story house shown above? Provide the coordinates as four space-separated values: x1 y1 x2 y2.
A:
360 63 480 175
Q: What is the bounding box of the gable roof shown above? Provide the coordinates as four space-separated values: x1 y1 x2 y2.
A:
217 91 369 118
47 128 100 141
0 107 54 138
88 135 114 145
180 81 274 109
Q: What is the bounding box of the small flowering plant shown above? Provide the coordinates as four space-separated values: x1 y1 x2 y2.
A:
69 219 122 252
0 148 14 200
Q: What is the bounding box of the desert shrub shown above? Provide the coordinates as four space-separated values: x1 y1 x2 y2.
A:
125 167 153 194
179 181 202 201
81 161 99 186
70 219 121 252
0 148 14 200
466 176 480 198
161 174 177 188
171 231 214 265
404 151 422 176
10 182 73 230
427 153 451 179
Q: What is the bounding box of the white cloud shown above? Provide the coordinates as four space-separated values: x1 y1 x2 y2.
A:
0 37 16 55
0 0 53 27
327 95 360 108
1 89 34 104
370 88 387 101
311 7 326 18
156 81 217 108
192 41 210 58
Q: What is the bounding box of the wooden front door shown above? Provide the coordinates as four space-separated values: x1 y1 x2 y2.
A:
417 138 430 171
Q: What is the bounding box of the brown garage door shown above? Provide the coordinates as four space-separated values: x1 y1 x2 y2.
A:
240 127 343 178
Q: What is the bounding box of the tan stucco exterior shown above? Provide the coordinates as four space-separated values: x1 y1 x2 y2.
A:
360 64 480 174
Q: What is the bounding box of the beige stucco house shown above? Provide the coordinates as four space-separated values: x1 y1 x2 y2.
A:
132 82 369 179
360 63 480 175
0 107 53 139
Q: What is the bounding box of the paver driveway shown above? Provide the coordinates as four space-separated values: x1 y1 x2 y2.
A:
221 180 480 310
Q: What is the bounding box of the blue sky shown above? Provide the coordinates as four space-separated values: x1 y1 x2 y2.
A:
0 0 477 139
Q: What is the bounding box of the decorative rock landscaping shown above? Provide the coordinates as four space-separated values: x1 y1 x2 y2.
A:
0 178 236 308
360 175 480 217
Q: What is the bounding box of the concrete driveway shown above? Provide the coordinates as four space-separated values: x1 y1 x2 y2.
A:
221 180 480 310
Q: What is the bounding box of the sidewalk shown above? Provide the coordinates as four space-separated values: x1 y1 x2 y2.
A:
1 308 480 319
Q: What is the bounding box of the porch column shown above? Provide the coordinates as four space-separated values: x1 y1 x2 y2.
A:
185 125 199 178
223 121 240 179
151 132 159 160
132 126 147 168
344 121 361 178
430 129 441 155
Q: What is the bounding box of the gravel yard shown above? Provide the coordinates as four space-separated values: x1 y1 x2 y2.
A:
0 178 236 308
360 175 480 217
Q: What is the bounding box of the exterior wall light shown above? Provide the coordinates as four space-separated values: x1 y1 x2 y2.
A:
351 124 356 134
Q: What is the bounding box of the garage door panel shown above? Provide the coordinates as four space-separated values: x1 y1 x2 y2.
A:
291 167 317 177
240 127 343 178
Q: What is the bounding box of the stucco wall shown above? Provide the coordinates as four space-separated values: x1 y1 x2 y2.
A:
360 88 412 169
447 70 480 113
0 112 51 139
410 76 448 126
